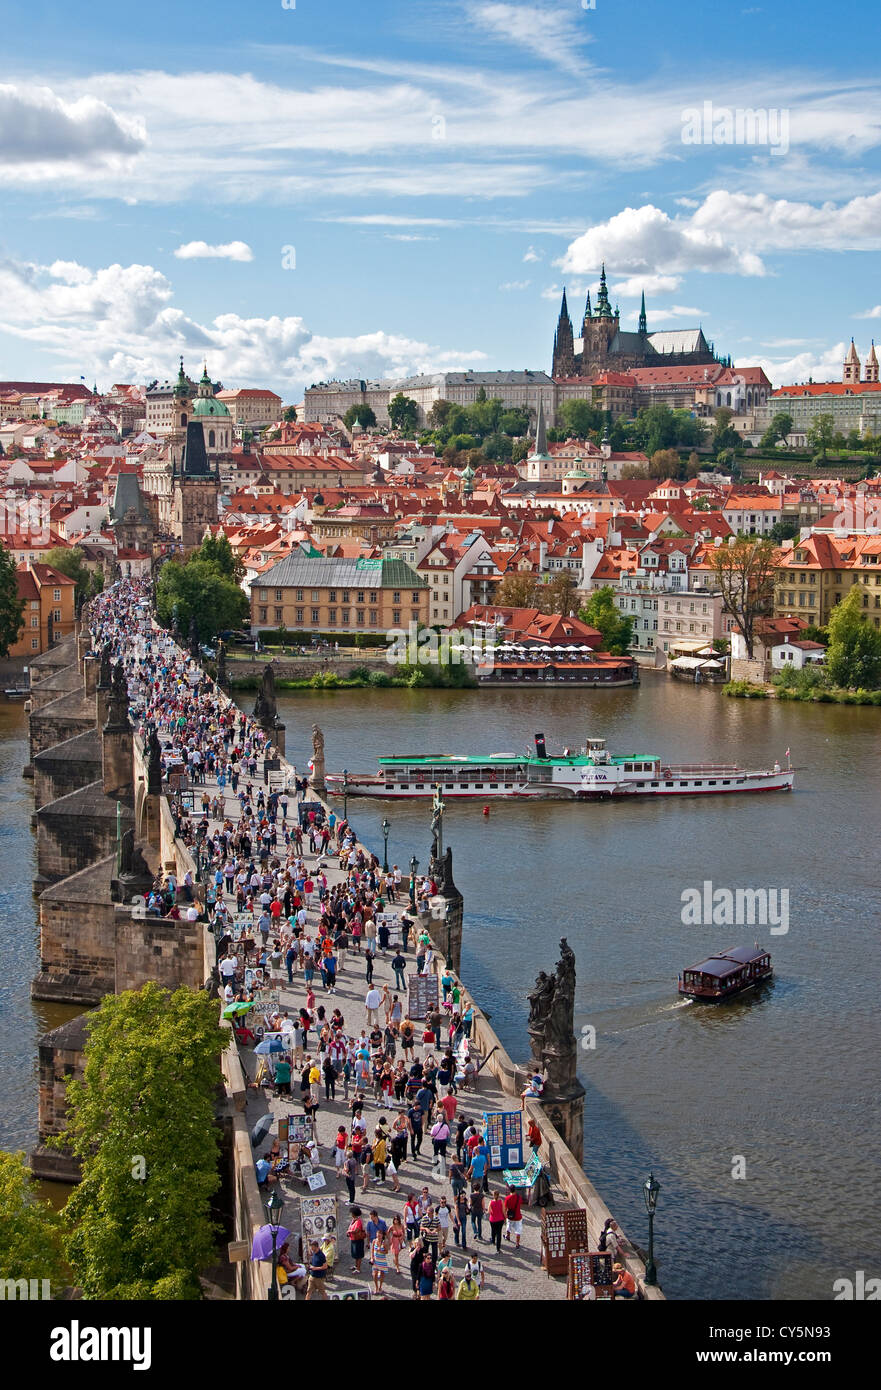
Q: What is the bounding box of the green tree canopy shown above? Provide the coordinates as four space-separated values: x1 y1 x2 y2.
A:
191 532 242 582
578 586 634 655
557 399 603 439
0 541 25 657
807 413 835 460
825 585 881 689
343 404 377 430
712 537 778 658
281 405 298 423
61 983 227 1300
388 394 419 433
0 1150 66 1291
156 557 248 642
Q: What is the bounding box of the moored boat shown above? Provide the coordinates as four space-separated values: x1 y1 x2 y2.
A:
678 945 773 1001
325 734 796 800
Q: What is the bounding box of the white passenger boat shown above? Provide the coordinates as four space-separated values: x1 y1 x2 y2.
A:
326 736 796 800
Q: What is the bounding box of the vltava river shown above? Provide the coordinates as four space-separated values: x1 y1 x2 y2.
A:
4 678 879 1298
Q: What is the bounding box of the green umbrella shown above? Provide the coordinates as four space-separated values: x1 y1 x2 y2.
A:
223 1002 252 1018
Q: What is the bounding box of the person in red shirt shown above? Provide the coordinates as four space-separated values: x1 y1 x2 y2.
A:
503 1187 523 1248
440 1092 458 1125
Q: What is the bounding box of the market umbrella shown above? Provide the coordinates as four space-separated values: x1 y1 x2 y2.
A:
250 1113 275 1147
255 1037 285 1055
250 1224 292 1261
222 1002 252 1019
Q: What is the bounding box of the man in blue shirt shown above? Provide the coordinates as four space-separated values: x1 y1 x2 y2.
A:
366 1210 387 1243
305 1241 328 1300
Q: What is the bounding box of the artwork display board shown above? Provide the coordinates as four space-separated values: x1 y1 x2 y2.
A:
408 973 439 1020
567 1251 616 1300
540 1207 588 1276
286 1114 313 1145
300 1194 337 1242
483 1111 523 1170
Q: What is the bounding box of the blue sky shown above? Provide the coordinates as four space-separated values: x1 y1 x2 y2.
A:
0 0 879 400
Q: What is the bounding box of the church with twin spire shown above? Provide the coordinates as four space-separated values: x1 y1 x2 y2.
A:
551 265 724 378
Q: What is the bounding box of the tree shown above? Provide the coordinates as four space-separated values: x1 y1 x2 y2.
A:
388 394 419 433
61 983 226 1300
192 532 242 582
649 448 683 480
807 413 835 461
495 572 541 608
825 585 881 689
43 545 101 606
768 520 801 543
544 571 579 615
557 399 603 439
760 412 794 451
578 586 634 655
427 399 456 431
342 404 376 430
482 432 513 461
155 557 249 642
710 537 778 658
281 405 298 423
0 1150 66 1291
0 541 25 657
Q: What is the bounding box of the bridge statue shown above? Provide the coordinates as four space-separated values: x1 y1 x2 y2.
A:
310 723 326 792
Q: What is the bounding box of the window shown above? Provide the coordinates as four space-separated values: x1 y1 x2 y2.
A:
312 590 320 601
357 590 365 603
31 638 39 650
356 610 365 625
393 591 401 603
275 589 283 601
31 615 38 628
275 607 283 621
328 609 337 624
295 609 304 625
393 610 401 625
329 590 336 602
53 588 61 602
30 601 38 611
259 589 268 601
259 607 267 622
412 592 421 603
296 589 304 602
370 609 378 626
342 590 350 602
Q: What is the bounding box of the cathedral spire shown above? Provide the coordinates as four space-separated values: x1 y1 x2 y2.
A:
533 396 549 457
595 263 612 319
638 290 647 335
584 290 592 322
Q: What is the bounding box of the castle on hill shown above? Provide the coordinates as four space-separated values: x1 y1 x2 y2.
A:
551 265 725 379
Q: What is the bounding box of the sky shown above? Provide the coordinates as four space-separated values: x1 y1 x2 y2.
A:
0 0 880 401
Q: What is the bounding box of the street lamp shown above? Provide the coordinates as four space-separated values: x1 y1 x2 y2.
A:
409 854 419 911
642 1171 661 1286
266 1189 285 1301
342 768 349 823
381 817 390 873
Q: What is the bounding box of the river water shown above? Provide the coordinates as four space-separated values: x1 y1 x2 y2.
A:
4 677 879 1297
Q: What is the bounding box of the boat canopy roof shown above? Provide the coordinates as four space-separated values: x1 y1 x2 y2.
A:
684 946 770 977
377 751 658 767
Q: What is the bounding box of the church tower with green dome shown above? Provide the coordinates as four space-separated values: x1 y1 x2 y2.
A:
190 362 232 454
158 358 222 552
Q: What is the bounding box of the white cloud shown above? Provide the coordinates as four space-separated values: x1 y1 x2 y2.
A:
384 233 439 242
690 188 881 252
737 342 848 388
611 274 681 297
499 280 531 291
0 257 486 393
561 203 766 279
523 246 542 263
173 240 254 262
855 305 881 319
320 214 460 227
469 2 594 78
0 83 144 165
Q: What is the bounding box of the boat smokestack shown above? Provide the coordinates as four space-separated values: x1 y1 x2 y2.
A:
534 733 548 760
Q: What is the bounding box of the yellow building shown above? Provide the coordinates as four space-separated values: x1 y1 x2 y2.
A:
10 562 77 657
250 555 428 635
775 533 881 629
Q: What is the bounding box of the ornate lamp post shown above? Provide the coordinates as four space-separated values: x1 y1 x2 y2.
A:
642 1171 661 1286
342 768 349 823
266 1189 285 1300
381 817 390 873
409 854 419 911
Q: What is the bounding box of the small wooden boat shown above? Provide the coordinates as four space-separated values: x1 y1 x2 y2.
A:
678 945 773 1002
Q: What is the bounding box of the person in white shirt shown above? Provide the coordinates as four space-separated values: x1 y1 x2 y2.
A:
365 987 381 1026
